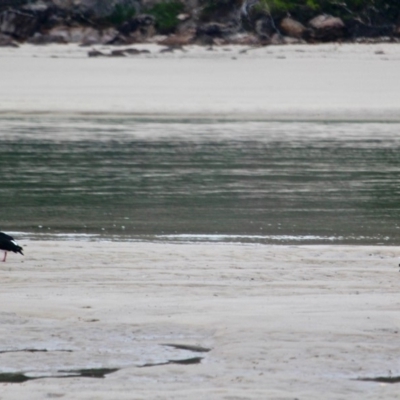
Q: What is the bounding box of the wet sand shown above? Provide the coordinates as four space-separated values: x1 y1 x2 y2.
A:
1 241 400 399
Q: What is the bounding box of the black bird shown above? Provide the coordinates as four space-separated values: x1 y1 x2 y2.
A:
0 232 23 262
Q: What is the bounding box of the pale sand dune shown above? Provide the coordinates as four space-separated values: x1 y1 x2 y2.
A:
0 43 400 120
0 241 400 399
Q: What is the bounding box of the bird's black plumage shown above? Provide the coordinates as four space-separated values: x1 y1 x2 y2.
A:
0 232 23 262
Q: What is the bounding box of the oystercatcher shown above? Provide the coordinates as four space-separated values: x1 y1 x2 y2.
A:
0 232 23 262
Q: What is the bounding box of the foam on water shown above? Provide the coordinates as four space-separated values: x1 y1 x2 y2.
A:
6 231 392 245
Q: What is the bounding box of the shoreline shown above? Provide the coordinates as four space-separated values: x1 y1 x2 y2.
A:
2 232 399 247
2 110 400 123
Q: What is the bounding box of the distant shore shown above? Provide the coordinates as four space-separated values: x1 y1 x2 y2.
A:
1 1 400 50
1 42 400 122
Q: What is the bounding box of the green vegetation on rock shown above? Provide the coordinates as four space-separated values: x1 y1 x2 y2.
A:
146 1 185 34
106 4 137 25
199 0 241 21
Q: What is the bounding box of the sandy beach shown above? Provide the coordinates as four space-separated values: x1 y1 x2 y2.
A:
0 241 399 399
1 42 400 120
1 42 400 398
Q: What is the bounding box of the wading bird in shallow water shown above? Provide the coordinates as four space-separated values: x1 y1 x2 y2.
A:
0 232 23 262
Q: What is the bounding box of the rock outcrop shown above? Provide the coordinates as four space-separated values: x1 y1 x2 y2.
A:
0 0 398 46
280 17 306 39
308 14 345 41
0 9 40 39
0 32 19 46
50 0 140 18
195 22 239 45
347 20 395 39
118 14 155 41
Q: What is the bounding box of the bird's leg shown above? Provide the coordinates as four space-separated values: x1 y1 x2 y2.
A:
2 251 7 262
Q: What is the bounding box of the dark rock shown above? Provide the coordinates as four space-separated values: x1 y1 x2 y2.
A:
0 0 27 13
41 26 118 45
197 22 237 37
27 32 67 44
117 14 156 41
159 46 175 53
88 49 105 57
159 44 186 53
280 17 307 38
347 19 395 38
90 47 151 57
118 14 155 36
254 15 276 39
0 9 39 39
52 0 140 19
195 22 238 44
120 47 150 54
122 47 142 54
21 2 59 32
308 14 345 41
107 33 136 45
0 33 18 47
110 49 127 56
39 13 66 31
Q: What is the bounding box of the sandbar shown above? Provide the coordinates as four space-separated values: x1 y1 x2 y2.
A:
0 43 400 121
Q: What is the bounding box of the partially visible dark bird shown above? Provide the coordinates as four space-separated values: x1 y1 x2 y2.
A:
0 232 23 262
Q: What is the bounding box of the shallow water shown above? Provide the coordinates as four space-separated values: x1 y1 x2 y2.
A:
1 116 400 244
